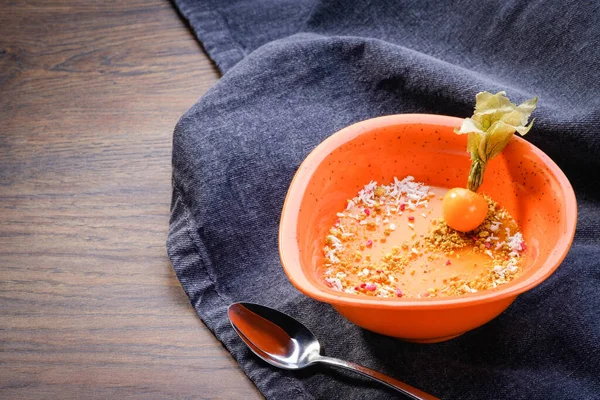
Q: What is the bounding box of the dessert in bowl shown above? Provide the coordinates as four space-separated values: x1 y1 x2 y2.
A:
279 113 576 343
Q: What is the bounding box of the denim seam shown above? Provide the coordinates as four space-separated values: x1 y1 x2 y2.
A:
174 0 245 72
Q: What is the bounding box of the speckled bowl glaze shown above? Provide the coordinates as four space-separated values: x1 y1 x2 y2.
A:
279 114 576 343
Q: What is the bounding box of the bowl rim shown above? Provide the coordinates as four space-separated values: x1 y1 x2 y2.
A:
279 114 577 309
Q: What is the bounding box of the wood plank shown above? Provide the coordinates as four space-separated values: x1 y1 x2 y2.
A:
0 0 262 398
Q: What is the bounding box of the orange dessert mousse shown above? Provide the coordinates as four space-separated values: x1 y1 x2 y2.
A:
321 176 526 298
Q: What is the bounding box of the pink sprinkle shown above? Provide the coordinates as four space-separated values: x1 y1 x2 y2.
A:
395 288 403 297
446 260 452 266
485 242 491 249
376 269 383 273
335 218 341 225
364 208 371 216
325 280 333 288
422 292 430 297
471 236 478 241
400 203 406 211
360 283 367 288
365 284 377 291
354 286 360 291
365 240 373 248
408 216 415 221
521 243 527 251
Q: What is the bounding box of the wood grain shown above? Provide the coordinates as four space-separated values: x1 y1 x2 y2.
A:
0 1 262 398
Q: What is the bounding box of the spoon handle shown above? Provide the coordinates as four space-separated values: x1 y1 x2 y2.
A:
317 356 438 400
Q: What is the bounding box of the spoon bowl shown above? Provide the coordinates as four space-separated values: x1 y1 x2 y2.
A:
227 302 438 400
228 302 320 370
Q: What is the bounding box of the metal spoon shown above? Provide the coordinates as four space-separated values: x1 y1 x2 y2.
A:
227 302 438 400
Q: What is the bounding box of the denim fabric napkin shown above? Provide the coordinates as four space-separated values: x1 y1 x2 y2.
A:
168 1 600 398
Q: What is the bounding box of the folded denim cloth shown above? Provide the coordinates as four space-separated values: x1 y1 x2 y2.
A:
168 1 600 398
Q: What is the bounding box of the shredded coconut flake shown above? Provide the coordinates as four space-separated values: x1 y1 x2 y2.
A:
346 200 355 211
507 232 524 253
490 221 501 232
326 251 340 263
325 277 343 291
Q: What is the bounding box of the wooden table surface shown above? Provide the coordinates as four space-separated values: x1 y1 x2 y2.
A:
0 1 262 398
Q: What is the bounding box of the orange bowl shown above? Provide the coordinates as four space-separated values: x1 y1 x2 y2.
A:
279 114 577 343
